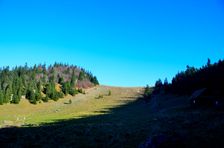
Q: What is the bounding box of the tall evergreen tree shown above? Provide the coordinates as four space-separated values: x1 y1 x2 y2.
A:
164 78 168 86
78 71 85 81
62 82 70 96
70 70 76 87
155 79 163 88
0 90 4 105
11 94 20 104
4 84 12 103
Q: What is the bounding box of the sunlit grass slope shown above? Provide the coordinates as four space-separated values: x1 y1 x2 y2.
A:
0 86 143 127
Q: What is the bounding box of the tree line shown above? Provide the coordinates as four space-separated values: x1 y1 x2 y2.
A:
0 63 99 105
145 59 224 97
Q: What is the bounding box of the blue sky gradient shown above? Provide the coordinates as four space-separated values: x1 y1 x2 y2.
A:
0 0 224 86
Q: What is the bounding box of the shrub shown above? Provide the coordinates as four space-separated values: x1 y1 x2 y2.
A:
56 92 64 98
69 89 78 96
95 94 103 99
69 99 72 104
42 96 49 102
108 90 112 96
78 88 85 94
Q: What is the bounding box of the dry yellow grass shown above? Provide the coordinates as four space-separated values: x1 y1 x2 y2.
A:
0 86 143 127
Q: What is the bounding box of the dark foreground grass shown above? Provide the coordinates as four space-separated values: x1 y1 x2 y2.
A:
0 98 153 148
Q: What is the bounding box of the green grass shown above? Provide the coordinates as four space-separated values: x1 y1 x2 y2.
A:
0 86 153 147
0 86 143 127
1 86 224 147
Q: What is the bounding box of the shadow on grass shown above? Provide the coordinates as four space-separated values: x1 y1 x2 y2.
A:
1 96 224 148
0 97 154 148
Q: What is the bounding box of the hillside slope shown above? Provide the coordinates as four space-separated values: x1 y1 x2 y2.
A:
1 86 224 147
0 86 143 127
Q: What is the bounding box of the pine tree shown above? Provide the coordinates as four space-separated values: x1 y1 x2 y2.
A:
45 82 58 100
207 58 211 67
11 94 20 104
78 71 85 81
62 82 70 95
35 91 42 102
37 81 42 92
58 76 64 85
4 85 12 103
92 76 99 85
0 90 4 105
70 70 76 87
26 88 36 104
155 79 163 88
164 78 168 86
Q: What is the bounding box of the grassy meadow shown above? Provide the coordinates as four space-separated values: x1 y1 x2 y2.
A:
0 86 144 127
1 86 224 147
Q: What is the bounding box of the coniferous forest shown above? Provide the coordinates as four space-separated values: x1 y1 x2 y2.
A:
0 63 99 105
146 59 224 106
169 59 223 94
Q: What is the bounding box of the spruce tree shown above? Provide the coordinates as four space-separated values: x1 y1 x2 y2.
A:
4 86 12 103
155 79 163 88
78 71 85 81
62 82 70 95
0 90 4 105
70 70 76 87
26 89 36 104
11 94 20 104
164 78 168 86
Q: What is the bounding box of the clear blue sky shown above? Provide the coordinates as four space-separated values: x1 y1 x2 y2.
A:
0 0 224 86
